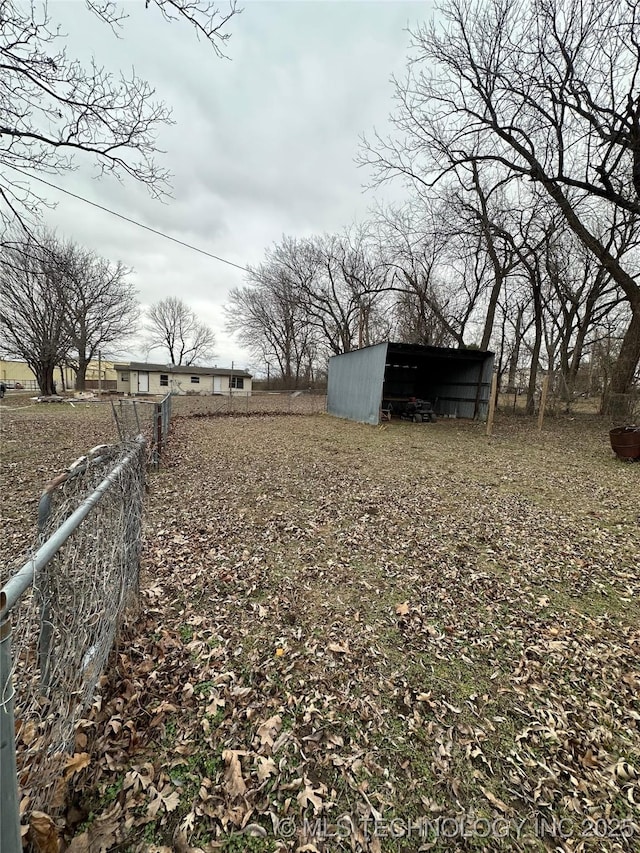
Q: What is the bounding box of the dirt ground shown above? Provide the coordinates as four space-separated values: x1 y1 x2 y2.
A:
1 396 639 852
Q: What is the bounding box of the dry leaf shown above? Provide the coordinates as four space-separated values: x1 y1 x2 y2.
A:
163 790 181 812
84 803 122 853
222 750 247 798
395 601 410 616
64 752 91 781
257 756 277 782
19 720 37 746
148 786 181 817
297 779 325 812
479 785 512 814
29 811 59 853
257 714 282 750
66 832 89 853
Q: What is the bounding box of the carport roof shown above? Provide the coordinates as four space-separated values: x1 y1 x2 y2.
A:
385 342 494 361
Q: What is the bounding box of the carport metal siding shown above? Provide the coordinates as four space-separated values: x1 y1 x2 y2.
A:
327 343 388 425
427 356 494 419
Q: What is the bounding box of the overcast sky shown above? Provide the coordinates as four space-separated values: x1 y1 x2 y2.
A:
39 1 434 372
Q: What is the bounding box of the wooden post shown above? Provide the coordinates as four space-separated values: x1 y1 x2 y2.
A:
538 374 550 431
486 373 498 436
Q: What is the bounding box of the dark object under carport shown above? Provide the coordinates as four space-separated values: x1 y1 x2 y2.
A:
400 398 436 423
327 341 495 426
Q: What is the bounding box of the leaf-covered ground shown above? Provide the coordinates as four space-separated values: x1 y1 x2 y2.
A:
2 400 639 852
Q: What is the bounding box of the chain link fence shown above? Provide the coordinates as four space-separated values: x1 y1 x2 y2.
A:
112 393 171 467
601 390 640 424
0 437 146 847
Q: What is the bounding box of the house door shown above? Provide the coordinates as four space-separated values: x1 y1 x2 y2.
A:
213 376 222 394
138 372 149 393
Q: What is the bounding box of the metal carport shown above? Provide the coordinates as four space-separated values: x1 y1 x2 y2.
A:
327 341 494 425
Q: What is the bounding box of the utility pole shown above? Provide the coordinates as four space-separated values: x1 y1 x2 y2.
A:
98 350 102 397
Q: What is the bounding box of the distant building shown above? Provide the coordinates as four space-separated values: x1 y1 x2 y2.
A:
113 362 253 396
0 359 117 392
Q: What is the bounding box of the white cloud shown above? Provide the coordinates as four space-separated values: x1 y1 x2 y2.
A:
32 1 430 368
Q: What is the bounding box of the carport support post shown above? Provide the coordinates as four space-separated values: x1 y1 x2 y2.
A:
538 374 550 432
486 373 498 436
0 598 21 853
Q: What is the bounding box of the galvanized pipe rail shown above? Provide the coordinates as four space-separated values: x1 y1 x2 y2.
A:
153 392 172 468
0 436 145 853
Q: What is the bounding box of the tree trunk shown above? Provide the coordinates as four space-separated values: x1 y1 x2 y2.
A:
35 362 57 396
506 305 524 392
480 275 503 352
76 355 89 391
563 318 590 404
526 290 543 416
603 303 640 418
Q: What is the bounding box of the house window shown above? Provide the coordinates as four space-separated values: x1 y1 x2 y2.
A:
120 372 129 381
229 376 244 389
190 376 200 384
160 374 169 387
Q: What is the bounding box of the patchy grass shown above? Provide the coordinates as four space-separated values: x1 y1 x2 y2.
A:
1 404 639 852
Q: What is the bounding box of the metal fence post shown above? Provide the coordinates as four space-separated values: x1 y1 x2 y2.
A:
111 399 124 444
37 493 53 693
0 597 21 853
154 403 162 469
162 395 169 444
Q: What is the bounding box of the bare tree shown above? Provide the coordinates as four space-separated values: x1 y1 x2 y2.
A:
146 297 215 365
309 228 392 354
0 231 140 392
226 265 316 387
0 234 73 394
361 0 640 404
373 201 484 347
540 223 631 403
445 162 522 351
254 230 391 359
65 254 139 390
0 0 238 233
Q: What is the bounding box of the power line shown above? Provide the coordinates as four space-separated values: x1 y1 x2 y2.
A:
5 165 252 273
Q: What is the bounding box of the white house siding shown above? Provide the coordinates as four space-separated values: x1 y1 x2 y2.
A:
145 372 252 396
116 371 131 394
115 364 252 396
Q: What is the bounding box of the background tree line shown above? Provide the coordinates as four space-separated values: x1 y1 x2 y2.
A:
227 0 640 415
0 230 216 394
0 0 233 394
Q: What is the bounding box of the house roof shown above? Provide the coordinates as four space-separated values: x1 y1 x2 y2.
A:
114 361 252 378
